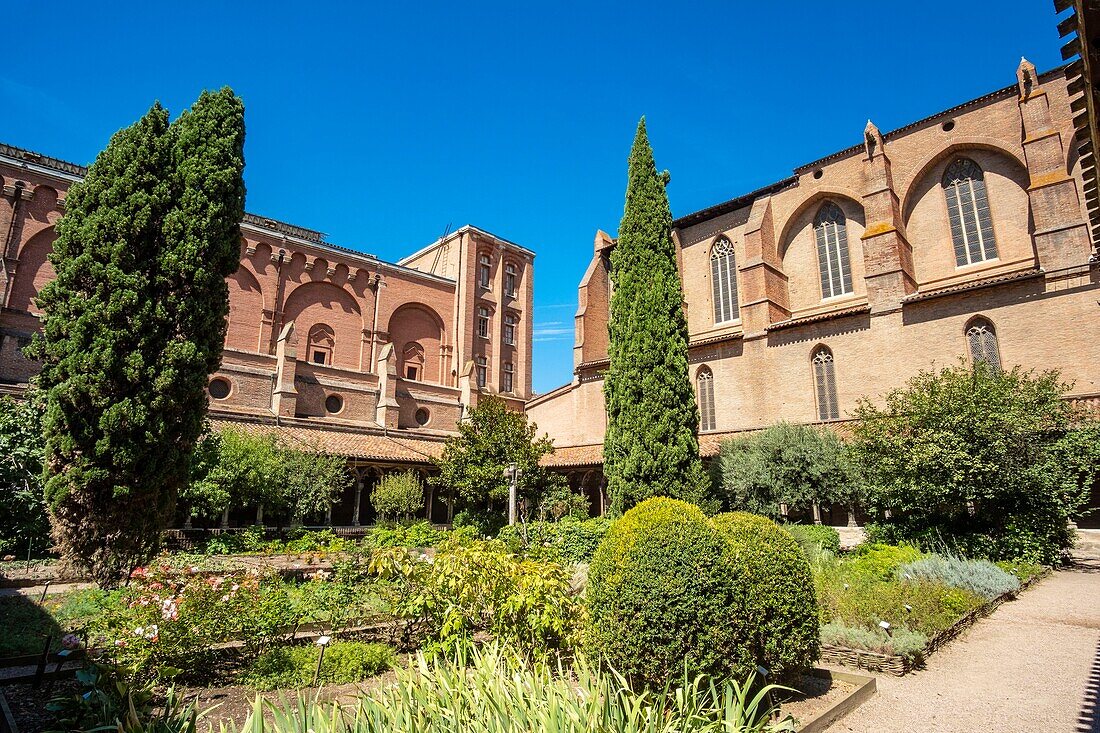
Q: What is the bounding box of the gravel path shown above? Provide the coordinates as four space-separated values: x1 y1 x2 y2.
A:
833 559 1100 733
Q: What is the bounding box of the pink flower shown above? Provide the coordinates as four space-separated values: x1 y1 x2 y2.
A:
61 634 82 650
130 567 147 579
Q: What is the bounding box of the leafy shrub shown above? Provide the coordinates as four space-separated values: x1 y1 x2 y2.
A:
851 363 1090 565
370 471 425 521
844 543 923 580
47 663 199 733
498 517 613 564
995 560 1046 584
585 498 739 687
242 641 395 690
820 622 927 659
226 644 794 733
370 538 581 656
452 509 507 538
711 513 819 679
784 524 841 556
368 521 447 549
897 555 1019 601
203 526 268 555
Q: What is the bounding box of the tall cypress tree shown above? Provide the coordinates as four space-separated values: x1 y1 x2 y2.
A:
33 90 245 585
603 119 709 514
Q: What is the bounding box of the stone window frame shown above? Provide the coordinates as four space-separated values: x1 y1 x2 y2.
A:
307 323 336 366
813 202 854 300
475 354 488 388
696 365 716 432
503 311 518 346
942 158 998 268
504 261 519 298
478 252 493 289
710 237 740 324
476 305 492 340
811 345 840 421
502 361 515 393
965 316 1002 373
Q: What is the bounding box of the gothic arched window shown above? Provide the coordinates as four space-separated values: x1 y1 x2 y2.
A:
710 237 739 323
966 318 1002 372
812 346 840 421
943 158 998 266
307 323 335 366
813 202 854 299
697 367 716 432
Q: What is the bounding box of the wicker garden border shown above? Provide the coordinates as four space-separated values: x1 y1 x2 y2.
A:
819 568 1052 676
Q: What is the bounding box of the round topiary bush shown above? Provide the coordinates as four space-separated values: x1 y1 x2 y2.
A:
711 512 820 680
585 497 740 687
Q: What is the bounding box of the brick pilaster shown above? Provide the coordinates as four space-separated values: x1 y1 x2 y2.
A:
738 196 789 333
860 121 916 311
1016 58 1093 269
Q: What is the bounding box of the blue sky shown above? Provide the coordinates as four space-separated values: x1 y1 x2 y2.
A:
3 1 1067 392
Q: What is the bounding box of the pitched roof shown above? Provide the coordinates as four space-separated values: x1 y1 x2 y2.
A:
209 417 445 463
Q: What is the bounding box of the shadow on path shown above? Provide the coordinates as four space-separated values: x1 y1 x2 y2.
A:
1078 620 1100 733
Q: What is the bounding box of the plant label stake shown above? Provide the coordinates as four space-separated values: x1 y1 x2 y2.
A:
313 635 331 686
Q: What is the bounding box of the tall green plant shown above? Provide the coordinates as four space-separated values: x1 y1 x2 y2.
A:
603 119 708 514
32 90 245 585
225 644 794 733
370 471 425 522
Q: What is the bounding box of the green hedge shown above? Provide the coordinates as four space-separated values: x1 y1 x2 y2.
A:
585 498 736 687
784 524 841 555
498 517 612 564
712 512 820 679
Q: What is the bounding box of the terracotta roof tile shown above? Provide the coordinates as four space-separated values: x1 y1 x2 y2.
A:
209 417 445 463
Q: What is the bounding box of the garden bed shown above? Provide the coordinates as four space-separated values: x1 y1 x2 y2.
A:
821 567 1051 675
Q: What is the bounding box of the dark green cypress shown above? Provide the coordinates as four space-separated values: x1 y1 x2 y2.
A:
603 119 709 515
32 90 245 585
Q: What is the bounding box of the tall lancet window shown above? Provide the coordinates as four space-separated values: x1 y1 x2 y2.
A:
710 237 739 324
943 158 998 266
812 346 840 421
697 367 716 432
966 318 1002 373
813 202 854 299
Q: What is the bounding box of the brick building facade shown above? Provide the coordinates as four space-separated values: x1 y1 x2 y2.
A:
0 142 534 525
527 61 1100 516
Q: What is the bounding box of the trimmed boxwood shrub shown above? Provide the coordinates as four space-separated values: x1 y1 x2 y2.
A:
585 498 738 687
712 512 820 679
784 524 841 556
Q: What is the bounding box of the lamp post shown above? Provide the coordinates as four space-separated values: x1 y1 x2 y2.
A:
505 462 520 525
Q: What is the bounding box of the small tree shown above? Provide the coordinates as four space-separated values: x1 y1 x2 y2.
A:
603 119 709 514
851 361 1090 564
371 471 426 522
276 444 350 526
712 422 856 521
432 396 566 519
0 394 48 557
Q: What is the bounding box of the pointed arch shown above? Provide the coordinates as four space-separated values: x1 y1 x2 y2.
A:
942 158 998 266
811 345 839 421
813 202 853 299
965 316 1001 372
696 365 716 432
710 237 739 324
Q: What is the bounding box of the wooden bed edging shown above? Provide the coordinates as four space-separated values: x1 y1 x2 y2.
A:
797 668 877 733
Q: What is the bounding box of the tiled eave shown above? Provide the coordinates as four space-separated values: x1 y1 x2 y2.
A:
689 331 744 348
764 304 871 333
901 268 1044 304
